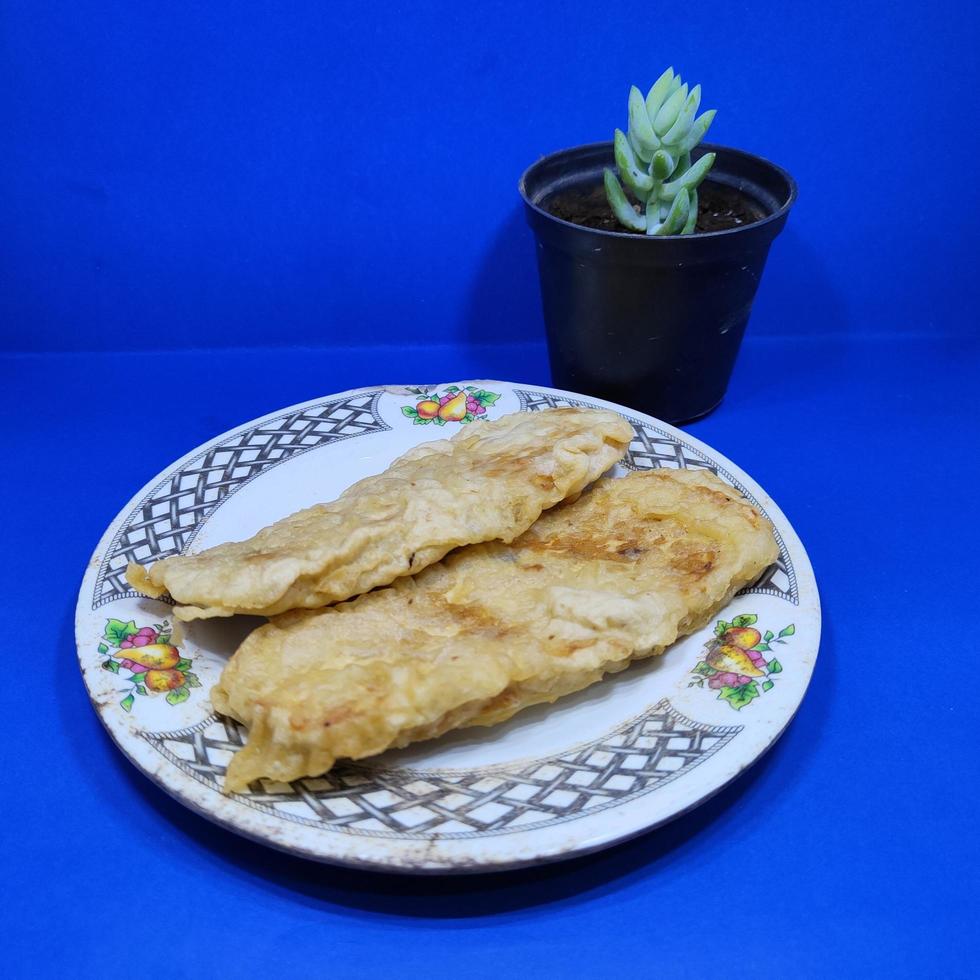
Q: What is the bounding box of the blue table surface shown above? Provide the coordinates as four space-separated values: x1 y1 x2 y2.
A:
1 335 977 978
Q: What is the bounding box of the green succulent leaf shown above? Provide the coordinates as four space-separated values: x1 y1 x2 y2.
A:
661 153 715 200
614 129 654 197
649 187 689 236
673 151 691 178
604 169 646 232
651 149 675 181
669 188 691 234
681 189 698 233
762 680 775 692
663 84 702 145
627 86 660 161
768 659 783 674
645 67 676 118
779 624 796 638
764 631 775 642
645 195 665 233
611 71 714 237
654 83 688 136
680 109 716 153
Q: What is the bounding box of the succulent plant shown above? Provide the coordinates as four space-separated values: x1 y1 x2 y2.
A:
604 68 717 235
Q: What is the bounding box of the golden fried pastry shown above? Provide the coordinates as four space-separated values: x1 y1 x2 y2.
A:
127 408 632 621
213 469 778 792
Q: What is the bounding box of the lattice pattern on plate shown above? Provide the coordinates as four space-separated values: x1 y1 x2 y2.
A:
93 391 389 607
144 700 741 839
517 389 798 602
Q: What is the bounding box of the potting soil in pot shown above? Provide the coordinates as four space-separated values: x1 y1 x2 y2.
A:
546 181 766 235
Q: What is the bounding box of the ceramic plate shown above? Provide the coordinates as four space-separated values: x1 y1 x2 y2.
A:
75 381 819 873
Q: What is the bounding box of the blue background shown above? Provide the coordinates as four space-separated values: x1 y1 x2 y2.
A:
2 2 979 978
2 0 978 351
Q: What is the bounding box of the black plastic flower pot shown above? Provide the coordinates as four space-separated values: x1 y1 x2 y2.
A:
519 142 797 424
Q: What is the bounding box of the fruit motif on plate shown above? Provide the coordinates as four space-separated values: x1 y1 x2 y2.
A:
401 385 501 426
690 614 795 710
99 618 201 712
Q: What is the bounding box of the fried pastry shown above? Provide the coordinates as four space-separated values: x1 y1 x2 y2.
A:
127 407 632 621
213 468 778 792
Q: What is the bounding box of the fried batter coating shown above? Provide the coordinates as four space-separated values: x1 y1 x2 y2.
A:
213 469 778 792
127 408 632 620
